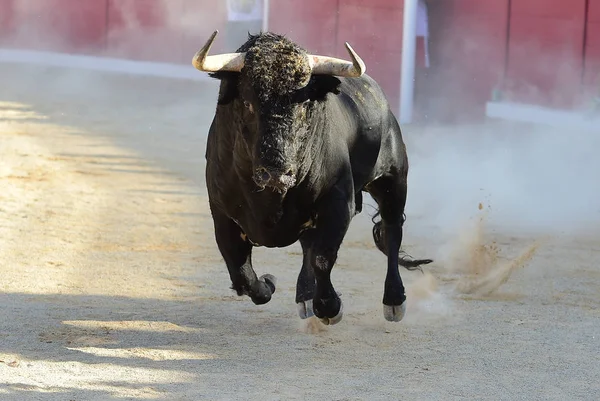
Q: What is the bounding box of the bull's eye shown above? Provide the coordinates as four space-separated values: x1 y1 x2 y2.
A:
243 100 254 114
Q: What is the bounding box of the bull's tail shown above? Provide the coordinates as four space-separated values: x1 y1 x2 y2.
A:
371 214 433 272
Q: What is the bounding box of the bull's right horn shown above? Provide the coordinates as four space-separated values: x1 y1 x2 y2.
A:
192 30 246 73
308 42 366 77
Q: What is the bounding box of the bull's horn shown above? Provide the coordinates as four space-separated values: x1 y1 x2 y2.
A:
308 42 366 77
192 30 246 72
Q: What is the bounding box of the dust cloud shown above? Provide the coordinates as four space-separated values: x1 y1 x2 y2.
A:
455 241 540 297
405 122 600 238
441 209 542 296
404 271 454 324
300 316 328 334
395 112 599 309
396 205 542 324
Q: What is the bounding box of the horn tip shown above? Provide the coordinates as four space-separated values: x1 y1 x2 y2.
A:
344 42 366 77
193 30 221 71
344 42 356 54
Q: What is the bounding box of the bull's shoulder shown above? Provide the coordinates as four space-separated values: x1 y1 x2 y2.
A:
205 115 249 207
321 75 393 142
337 75 390 115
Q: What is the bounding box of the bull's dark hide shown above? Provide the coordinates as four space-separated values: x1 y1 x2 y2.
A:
200 31 433 326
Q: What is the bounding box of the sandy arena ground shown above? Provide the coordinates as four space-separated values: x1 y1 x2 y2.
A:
0 63 599 400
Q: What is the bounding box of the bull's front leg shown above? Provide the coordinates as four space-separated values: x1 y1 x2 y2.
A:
295 232 316 319
209 202 276 305
303 183 353 325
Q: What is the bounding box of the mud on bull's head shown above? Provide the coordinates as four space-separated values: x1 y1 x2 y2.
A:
192 31 365 193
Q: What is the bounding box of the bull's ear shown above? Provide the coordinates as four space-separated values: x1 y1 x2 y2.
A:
210 72 239 105
306 75 342 101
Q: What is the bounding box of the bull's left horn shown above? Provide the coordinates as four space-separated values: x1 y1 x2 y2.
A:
192 30 246 73
308 42 366 77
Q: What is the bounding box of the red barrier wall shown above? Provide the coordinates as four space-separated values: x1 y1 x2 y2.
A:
271 0 511 123
106 0 184 62
417 0 510 122
1 0 108 53
2 0 600 120
180 0 228 64
0 0 226 62
584 0 600 101
0 0 15 38
269 0 404 113
104 0 227 64
504 0 587 109
268 0 338 56
337 0 404 114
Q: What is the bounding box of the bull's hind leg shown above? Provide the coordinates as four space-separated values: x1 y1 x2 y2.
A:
367 173 433 322
373 221 433 269
210 203 276 305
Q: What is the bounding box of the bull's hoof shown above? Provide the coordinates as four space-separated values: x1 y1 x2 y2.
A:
297 300 314 319
260 274 277 294
250 274 276 305
383 302 406 322
316 300 344 326
320 302 343 325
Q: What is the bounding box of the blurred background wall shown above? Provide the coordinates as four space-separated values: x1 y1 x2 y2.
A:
1 0 599 123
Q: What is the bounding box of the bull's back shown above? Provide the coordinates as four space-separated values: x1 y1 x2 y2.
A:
331 75 404 189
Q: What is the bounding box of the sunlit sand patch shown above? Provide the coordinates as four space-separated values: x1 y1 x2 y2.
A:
0 102 48 121
0 101 30 109
0 353 22 368
0 357 193 399
66 347 218 361
88 242 194 252
4 383 164 399
63 320 203 333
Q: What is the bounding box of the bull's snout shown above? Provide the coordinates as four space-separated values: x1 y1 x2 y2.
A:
253 166 296 191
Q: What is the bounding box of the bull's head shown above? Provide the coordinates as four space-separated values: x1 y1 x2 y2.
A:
192 31 366 193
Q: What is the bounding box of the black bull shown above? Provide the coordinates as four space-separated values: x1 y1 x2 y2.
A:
194 31 433 325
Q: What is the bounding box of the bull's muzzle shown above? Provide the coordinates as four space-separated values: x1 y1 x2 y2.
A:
253 166 296 192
